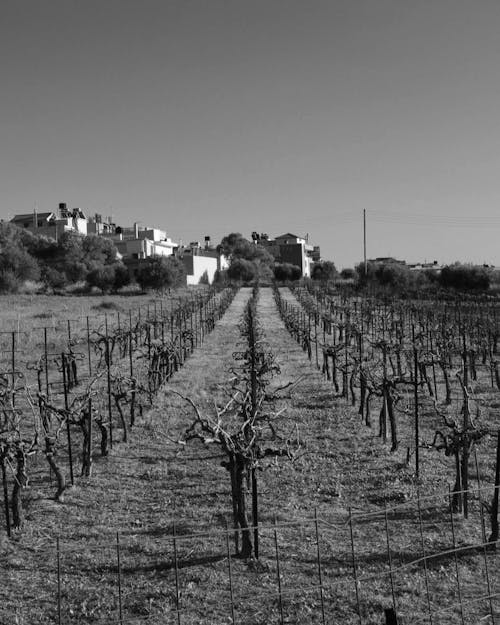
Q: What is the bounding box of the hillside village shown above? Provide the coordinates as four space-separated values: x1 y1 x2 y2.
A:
8 202 321 284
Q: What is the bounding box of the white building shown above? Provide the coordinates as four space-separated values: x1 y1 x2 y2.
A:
110 224 177 259
176 240 228 285
255 232 317 277
10 203 88 239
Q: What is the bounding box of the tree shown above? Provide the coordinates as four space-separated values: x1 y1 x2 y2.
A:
18 229 57 261
374 263 411 288
227 258 257 282
41 233 120 285
354 260 430 296
218 232 245 261
273 263 301 281
218 232 274 266
311 261 338 282
0 221 27 248
0 222 124 291
340 268 356 280
86 265 118 294
56 233 86 281
213 269 228 285
439 264 490 292
217 232 275 285
86 262 131 293
0 245 40 292
135 256 186 291
112 263 131 291
81 235 117 267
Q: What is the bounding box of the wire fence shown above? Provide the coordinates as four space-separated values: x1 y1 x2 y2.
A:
5 484 498 625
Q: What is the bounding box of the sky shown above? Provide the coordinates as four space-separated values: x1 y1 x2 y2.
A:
2 0 500 269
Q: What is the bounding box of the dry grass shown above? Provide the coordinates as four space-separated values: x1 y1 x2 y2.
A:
0 286 204 333
1 287 500 624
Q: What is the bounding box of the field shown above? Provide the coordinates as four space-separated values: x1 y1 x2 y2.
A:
2 284 500 624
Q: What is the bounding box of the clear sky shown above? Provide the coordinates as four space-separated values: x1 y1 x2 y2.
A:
2 0 500 269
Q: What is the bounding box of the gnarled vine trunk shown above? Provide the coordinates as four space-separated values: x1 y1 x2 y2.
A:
225 454 253 558
45 437 66 501
12 449 28 529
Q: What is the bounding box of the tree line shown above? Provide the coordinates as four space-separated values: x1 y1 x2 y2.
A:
353 260 495 296
0 222 495 295
0 222 186 293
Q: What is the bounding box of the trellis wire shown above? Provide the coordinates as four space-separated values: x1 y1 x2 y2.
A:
44 506 500 625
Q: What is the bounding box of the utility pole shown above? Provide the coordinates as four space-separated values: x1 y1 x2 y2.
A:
363 209 367 275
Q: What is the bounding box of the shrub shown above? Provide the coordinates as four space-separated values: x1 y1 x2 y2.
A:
274 263 301 281
20 280 44 295
43 267 68 290
0 270 20 293
311 261 338 282
0 245 40 283
86 265 117 294
92 300 122 311
439 264 490 292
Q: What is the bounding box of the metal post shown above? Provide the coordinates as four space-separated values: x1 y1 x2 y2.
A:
173 521 182 625
116 532 123 625
105 315 113 448
385 608 398 624
489 430 500 543
11 331 15 407
1 457 11 537
273 516 284 625
57 536 62 625
86 316 92 377
87 398 93 476
412 325 419 478
251 467 258 559
61 353 74 485
448 485 465 625
314 312 319 369
461 331 470 519
314 509 326 625
384 502 397 616
225 518 236 624
349 507 362 625
129 311 135 428
44 327 50 398
417 492 433 624
478 485 495 623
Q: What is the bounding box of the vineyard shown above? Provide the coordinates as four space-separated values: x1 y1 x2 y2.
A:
2 284 500 624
